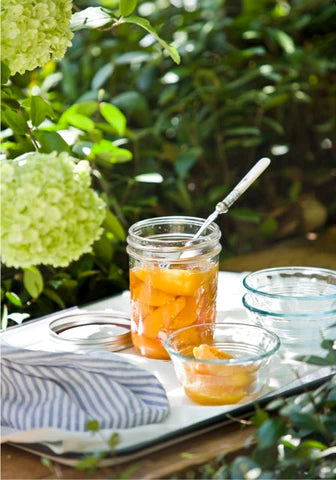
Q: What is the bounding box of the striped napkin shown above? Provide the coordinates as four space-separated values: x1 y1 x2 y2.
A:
1 344 169 432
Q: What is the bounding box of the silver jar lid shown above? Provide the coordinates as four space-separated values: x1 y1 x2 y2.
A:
49 311 132 352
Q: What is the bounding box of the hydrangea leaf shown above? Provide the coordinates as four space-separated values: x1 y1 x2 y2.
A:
102 209 126 241
119 0 137 17
1 62 10 84
30 96 55 127
5 292 23 308
2 109 27 135
91 140 132 163
23 267 44 298
34 131 69 153
71 7 113 31
99 103 126 136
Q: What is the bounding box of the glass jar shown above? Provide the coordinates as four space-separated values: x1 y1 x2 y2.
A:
127 216 222 359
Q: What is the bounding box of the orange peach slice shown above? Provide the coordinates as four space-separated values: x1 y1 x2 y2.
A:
143 296 186 338
170 296 198 329
193 344 233 360
132 331 169 360
133 282 175 307
134 268 206 296
184 385 245 405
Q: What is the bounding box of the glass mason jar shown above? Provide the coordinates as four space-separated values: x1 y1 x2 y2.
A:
127 216 222 359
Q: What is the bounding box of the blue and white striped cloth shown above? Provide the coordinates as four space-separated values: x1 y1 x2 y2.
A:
1 344 169 432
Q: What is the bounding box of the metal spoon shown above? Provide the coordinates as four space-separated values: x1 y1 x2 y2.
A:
159 158 271 266
190 157 271 241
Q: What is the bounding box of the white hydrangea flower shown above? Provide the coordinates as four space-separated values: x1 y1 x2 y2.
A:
1 0 73 75
1 152 106 268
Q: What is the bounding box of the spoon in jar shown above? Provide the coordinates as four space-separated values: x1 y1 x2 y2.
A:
160 157 271 266
189 157 271 242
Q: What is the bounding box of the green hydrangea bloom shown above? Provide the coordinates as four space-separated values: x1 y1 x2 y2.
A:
1 152 106 268
1 0 73 75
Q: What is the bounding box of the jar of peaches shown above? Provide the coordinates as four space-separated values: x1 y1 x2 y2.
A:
127 216 222 359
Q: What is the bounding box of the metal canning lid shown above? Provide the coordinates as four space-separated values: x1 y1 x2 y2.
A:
49 311 132 352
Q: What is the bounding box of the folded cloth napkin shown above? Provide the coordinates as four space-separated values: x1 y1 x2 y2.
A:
1 344 169 432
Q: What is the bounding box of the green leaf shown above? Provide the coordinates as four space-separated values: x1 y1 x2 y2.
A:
180 452 193 459
30 96 54 127
34 131 69 153
41 457 52 468
257 418 286 449
251 407 269 427
263 93 289 110
119 0 137 17
63 112 95 131
266 398 285 411
91 140 132 163
43 288 66 309
116 51 151 65
230 456 260 479
288 412 325 434
73 101 98 117
123 16 180 64
91 64 114 91
2 109 27 135
86 419 100 431
321 339 334 350
102 209 126 241
295 354 332 366
175 148 202 178
75 456 100 472
23 267 44 299
93 233 114 264
71 7 113 31
100 103 126 136
1 62 10 84
269 28 295 54
229 208 261 223
108 432 119 448
225 127 261 136
5 292 23 308
259 217 278 237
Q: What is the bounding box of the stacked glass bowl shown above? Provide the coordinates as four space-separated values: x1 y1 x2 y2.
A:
242 267 336 355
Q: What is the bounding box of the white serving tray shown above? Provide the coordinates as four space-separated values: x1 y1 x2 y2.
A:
1 272 333 466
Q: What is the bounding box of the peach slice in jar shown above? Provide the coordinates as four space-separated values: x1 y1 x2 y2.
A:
132 281 175 307
134 267 207 296
144 296 186 339
132 331 169 360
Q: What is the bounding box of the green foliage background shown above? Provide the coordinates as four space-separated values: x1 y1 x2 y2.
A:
1 0 336 324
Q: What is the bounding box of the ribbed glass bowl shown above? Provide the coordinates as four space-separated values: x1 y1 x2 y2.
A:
242 293 336 355
165 323 280 405
243 267 336 315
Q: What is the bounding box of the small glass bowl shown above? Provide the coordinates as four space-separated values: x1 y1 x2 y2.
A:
164 323 280 406
243 267 336 315
242 293 336 355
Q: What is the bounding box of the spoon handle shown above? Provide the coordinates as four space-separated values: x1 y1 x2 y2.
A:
192 158 271 240
216 157 271 213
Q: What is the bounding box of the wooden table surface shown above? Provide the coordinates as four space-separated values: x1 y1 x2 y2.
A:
2 229 335 480
2 423 256 480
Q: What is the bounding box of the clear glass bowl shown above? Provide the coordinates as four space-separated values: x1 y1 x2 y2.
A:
165 323 280 405
243 267 336 315
242 293 336 355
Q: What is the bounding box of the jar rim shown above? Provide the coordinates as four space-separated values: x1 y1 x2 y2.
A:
127 216 221 245
127 216 222 262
